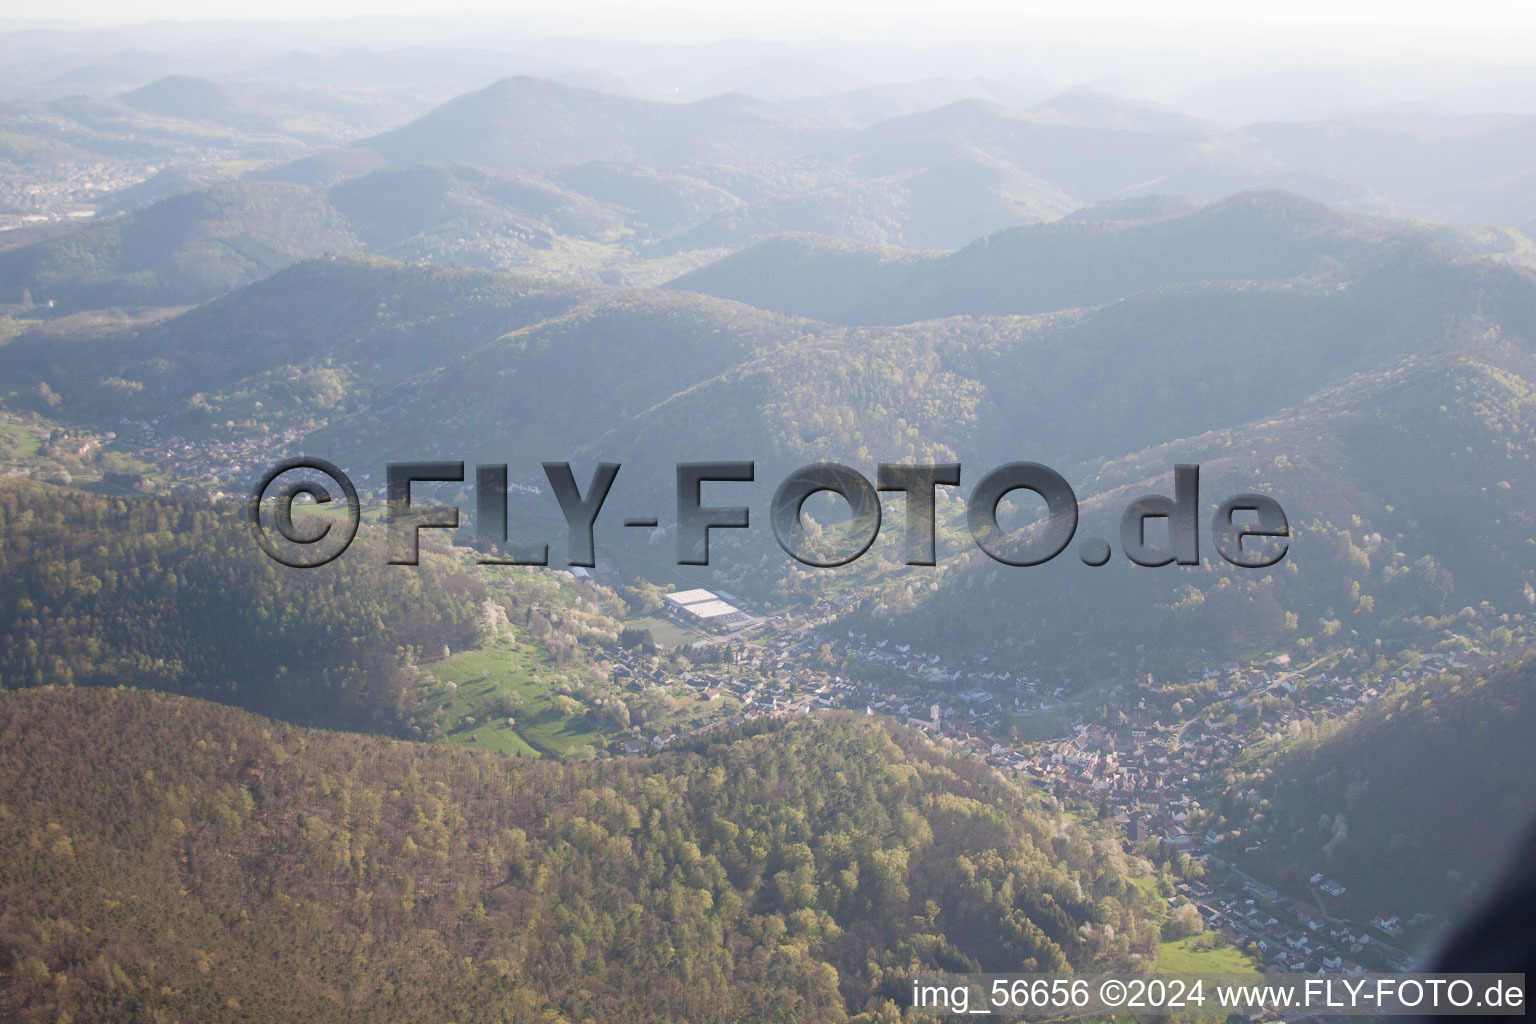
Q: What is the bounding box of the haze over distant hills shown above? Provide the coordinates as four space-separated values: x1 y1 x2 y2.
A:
6 187 1533 672
4 21 1536 1016
669 190 1527 324
4 55 1533 691
5 71 1536 315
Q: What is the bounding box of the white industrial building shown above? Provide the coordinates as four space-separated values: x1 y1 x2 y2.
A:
663 588 753 631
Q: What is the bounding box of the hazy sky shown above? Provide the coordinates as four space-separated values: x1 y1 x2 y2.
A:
17 0 1536 56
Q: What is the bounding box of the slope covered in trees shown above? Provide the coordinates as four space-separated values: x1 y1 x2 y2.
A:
0 182 362 311
1221 651 1536 922
0 477 731 762
6 200 1535 681
353 76 842 174
668 190 1532 324
854 346 1536 682
0 687 1152 1023
22 191 1532 473
0 480 484 732
0 255 600 436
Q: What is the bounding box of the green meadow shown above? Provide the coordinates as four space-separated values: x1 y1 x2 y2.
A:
422 637 603 758
1157 936 1261 975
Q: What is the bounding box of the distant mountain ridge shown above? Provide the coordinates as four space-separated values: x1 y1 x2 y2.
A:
13 70 1536 315
5 188 1535 679
667 190 1509 324
0 181 362 310
357 75 843 174
118 74 236 122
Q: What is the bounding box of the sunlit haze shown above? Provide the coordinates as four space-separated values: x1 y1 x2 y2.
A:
12 0 1536 57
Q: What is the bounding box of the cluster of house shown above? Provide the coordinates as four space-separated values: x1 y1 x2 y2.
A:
115 418 308 490
999 654 1470 859
602 613 848 755
608 621 1073 768
1177 876 1415 973
0 158 152 225
597 606 1478 973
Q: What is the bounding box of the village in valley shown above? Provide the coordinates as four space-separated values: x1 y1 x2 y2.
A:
591 577 1499 978
0 413 1494 980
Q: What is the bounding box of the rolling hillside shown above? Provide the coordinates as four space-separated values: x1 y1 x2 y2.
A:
0 181 361 310
853 346 1536 679
668 190 1522 324
356 76 843 174
0 255 598 432
0 686 1151 1022
1227 651 1536 922
6 187 1535 681
0 479 485 732
6 28 1536 1024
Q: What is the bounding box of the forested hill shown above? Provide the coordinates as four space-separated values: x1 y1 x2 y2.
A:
1225 651 1536 922
0 687 1151 1023
667 190 1535 325
0 480 487 733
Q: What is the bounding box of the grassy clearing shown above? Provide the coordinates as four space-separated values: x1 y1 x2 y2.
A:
1157 937 1261 975
628 613 708 650
0 416 43 456
1009 710 1071 742
1128 872 1258 978
421 638 602 758
284 498 359 522
1130 874 1168 901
